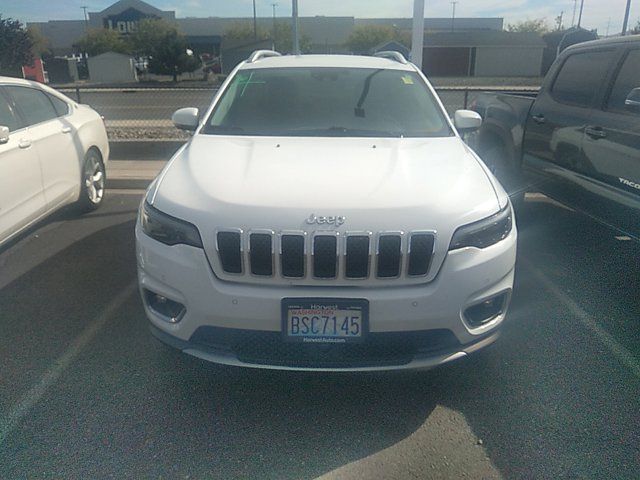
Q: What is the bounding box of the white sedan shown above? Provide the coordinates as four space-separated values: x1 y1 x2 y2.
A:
0 77 109 248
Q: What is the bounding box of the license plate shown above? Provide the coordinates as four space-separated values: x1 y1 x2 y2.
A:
282 298 368 343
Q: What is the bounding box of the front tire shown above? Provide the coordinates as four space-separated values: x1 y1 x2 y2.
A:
76 149 105 212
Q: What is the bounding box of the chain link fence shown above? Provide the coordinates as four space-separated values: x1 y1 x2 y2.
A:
59 85 540 141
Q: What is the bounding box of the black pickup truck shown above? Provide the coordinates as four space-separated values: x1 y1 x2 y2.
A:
471 35 640 238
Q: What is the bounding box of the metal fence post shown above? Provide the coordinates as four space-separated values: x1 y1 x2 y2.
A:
75 86 82 103
464 90 469 109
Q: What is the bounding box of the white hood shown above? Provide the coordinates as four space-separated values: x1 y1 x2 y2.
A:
152 134 500 235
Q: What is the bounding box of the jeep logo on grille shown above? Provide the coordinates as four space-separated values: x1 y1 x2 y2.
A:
306 213 346 227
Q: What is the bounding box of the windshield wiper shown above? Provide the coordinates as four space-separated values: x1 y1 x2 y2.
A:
354 69 384 118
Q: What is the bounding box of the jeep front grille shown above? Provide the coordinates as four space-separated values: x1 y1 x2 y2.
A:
214 230 436 282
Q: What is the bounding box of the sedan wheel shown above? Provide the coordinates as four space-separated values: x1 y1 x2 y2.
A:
77 150 105 211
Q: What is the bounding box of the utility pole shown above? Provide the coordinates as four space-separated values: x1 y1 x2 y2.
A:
622 0 632 35
556 11 564 31
81 6 89 30
411 0 425 70
571 0 578 27
271 3 277 49
451 1 458 32
577 0 584 28
253 0 257 41
292 0 299 54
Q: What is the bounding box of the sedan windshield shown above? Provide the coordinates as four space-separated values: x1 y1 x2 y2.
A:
203 67 453 137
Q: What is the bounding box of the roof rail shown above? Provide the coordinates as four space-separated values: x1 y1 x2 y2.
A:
247 50 282 63
373 51 408 64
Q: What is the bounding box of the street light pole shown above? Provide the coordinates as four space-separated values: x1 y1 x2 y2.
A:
81 6 89 30
577 0 584 28
272 3 278 49
253 0 258 41
622 0 632 35
292 0 300 54
411 0 425 70
451 1 458 32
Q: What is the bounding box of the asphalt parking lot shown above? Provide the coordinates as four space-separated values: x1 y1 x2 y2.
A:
0 190 638 479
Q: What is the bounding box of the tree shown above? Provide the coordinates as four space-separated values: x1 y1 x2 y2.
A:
272 22 312 53
223 22 270 43
75 28 130 56
27 25 51 58
506 18 550 34
223 21 312 53
131 19 200 81
130 18 175 55
345 25 409 53
0 16 33 77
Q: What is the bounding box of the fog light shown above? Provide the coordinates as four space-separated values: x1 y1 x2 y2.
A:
464 293 507 327
144 289 186 323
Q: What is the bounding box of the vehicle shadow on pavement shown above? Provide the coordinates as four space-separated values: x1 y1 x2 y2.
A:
1 200 639 479
431 198 640 479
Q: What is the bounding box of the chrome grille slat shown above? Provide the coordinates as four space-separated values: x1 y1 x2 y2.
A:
216 230 436 282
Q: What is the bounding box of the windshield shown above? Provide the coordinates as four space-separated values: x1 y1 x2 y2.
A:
203 67 452 137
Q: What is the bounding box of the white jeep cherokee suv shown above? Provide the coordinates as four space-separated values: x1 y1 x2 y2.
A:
135 51 517 371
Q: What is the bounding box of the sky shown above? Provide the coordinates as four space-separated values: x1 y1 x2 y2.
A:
2 0 638 35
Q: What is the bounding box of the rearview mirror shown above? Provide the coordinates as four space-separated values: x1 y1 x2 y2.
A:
0 126 9 145
454 109 482 133
172 107 199 131
625 88 640 112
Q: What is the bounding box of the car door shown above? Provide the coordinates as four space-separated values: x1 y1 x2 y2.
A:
580 47 640 234
4 85 79 210
0 87 46 245
523 48 615 173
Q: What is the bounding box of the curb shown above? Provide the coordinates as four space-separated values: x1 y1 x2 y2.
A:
108 178 154 190
109 141 185 161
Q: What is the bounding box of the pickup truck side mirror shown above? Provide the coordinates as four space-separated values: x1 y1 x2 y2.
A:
454 109 483 133
172 107 200 131
0 126 9 145
624 88 640 113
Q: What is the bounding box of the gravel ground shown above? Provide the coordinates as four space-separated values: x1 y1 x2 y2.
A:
107 127 190 141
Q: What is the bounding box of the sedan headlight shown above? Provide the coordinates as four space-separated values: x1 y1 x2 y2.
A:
141 201 203 248
449 204 513 250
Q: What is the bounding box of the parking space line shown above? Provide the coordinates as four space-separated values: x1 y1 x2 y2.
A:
0 281 138 445
521 259 640 378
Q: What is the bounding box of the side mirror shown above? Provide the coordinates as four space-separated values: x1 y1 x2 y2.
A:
172 107 199 131
0 126 9 145
625 88 640 112
454 110 482 133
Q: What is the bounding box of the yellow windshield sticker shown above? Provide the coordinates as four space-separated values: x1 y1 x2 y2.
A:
401 75 414 85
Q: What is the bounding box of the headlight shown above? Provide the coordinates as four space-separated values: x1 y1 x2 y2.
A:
449 204 513 250
141 201 203 248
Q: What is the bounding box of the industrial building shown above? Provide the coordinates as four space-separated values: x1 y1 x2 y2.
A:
29 0 546 77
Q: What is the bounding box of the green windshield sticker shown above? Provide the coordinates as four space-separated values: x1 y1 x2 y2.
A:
401 75 414 85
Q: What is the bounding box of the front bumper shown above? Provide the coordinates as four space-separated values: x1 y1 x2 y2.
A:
136 223 516 371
